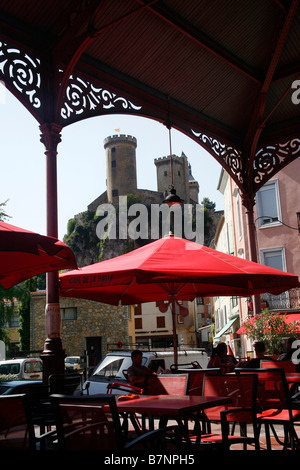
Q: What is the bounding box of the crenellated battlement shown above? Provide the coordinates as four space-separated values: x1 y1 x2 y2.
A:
104 134 137 148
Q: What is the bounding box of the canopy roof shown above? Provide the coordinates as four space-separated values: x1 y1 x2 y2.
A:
1 0 300 196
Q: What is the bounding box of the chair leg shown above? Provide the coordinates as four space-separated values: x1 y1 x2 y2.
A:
264 423 272 450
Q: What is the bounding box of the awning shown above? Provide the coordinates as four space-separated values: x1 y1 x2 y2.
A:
214 315 239 340
236 312 300 335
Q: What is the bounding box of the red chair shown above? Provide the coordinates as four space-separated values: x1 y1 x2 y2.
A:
261 360 296 373
237 368 300 450
188 374 260 450
0 394 35 449
143 374 189 396
46 394 183 451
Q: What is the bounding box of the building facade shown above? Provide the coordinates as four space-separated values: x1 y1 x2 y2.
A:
212 159 300 358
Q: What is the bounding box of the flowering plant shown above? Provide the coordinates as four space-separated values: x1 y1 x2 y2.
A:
242 309 300 354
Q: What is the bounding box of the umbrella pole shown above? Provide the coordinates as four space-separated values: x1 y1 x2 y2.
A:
171 297 178 364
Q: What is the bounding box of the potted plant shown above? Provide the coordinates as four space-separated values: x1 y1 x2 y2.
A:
242 309 300 356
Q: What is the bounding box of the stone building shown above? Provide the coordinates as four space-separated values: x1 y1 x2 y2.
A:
30 291 135 367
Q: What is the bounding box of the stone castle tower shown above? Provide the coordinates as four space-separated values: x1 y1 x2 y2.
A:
154 152 199 204
104 134 138 203
88 134 199 213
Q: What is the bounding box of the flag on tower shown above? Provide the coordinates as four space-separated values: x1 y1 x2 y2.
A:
114 128 120 132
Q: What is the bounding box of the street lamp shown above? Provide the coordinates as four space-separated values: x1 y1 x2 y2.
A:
162 126 184 206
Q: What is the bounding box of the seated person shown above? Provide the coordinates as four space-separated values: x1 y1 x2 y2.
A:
127 350 153 387
236 341 269 368
207 342 237 373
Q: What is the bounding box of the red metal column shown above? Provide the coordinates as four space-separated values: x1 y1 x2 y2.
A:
241 193 261 315
39 122 65 385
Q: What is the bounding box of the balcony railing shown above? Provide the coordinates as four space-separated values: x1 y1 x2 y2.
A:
262 287 300 310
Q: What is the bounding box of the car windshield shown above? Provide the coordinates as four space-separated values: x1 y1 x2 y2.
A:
66 358 79 364
93 356 126 378
24 361 43 373
0 363 20 374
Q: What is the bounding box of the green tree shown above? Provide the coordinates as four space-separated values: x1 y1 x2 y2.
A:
201 197 218 246
242 309 300 354
0 199 10 221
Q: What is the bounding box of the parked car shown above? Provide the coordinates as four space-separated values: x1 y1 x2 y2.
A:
65 356 81 371
0 379 44 395
0 358 43 380
81 349 208 395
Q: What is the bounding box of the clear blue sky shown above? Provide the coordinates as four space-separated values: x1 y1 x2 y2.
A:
0 85 224 241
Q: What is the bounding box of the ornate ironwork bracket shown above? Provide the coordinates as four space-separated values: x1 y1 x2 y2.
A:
191 130 244 185
0 41 41 109
253 138 300 189
60 73 142 123
191 129 300 195
0 40 142 125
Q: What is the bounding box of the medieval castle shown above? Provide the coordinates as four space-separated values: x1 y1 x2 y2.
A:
87 134 199 211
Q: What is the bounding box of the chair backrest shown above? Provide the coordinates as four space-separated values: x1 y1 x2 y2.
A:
235 368 290 411
176 369 221 396
255 368 289 410
143 374 188 396
0 394 34 449
261 360 296 373
48 373 82 394
203 373 258 422
50 394 123 450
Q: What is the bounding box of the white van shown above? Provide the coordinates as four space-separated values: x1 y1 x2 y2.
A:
0 358 43 380
81 349 208 395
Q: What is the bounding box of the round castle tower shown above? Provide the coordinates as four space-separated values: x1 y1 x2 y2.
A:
104 134 137 203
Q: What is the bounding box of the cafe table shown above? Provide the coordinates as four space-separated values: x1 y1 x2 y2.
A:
117 394 232 445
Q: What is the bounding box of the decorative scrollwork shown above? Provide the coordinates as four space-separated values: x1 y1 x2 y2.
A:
191 130 243 183
253 138 300 184
61 74 142 120
0 41 41 108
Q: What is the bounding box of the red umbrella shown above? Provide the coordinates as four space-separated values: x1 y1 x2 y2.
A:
59 235 300 361
0 221 77 289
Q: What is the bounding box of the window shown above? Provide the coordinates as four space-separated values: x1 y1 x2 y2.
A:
135 318 142 329
9 312 19 328
156 316 165 328
256 180 281 228
260 247 286 271
134 304 142 315
260 247 290 309
111 160 116 167
112 189 118 197
164 171 168 176
61 307 77 320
